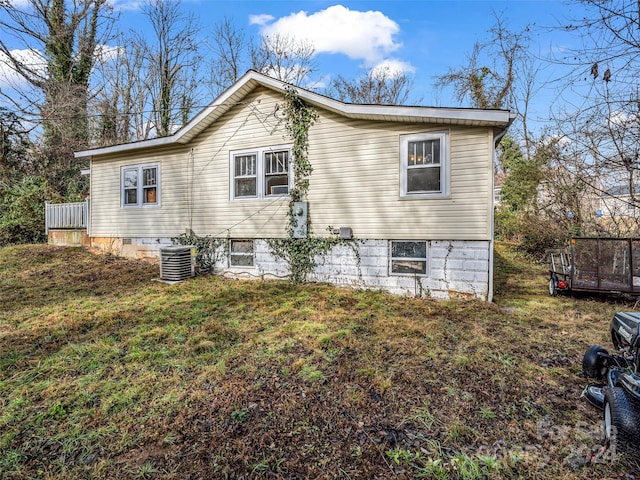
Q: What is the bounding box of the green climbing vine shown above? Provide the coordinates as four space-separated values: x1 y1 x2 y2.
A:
283 86 317 206
172 231 227 274
268 87 362 284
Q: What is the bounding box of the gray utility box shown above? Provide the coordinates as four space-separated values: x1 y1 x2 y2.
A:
292 202 308 239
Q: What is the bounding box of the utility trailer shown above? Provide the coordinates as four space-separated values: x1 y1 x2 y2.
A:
548 237 640 296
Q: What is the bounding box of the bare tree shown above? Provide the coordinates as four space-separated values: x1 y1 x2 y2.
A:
547 0 640 232
0 107 32 179
434 13 540 168
326 66 414 105
250 33 317 86
142 0 201 137
558 0 640 90
0 0 113 193
435 14 529 111
89 37 151 144
206 16 251 98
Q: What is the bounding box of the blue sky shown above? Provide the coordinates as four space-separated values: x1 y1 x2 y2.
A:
1 0 585 128
112 0 582 119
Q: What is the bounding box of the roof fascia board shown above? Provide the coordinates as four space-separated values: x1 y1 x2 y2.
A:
74 71 265 159
74 135 176 158
172 70 263 143
75 70 514 159
256 73 513 125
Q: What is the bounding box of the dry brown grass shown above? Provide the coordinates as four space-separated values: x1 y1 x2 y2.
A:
0 243 635 479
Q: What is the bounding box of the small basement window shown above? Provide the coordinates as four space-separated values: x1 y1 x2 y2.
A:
230 240 254 267
390 241 428 275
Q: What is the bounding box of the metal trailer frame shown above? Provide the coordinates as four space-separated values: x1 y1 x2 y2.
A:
548 237 640 296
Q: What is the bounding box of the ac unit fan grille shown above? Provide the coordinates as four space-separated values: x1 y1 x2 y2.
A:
159 246 195 281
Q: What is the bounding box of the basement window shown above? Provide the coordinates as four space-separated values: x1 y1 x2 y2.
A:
230 240 254 267
390 241 428 275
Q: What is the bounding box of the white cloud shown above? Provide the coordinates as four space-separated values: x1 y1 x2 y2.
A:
95 44 122 62
254 5 402 64
249 14 274 26
0 48 46 90
372 58 415 76
8 0 32 8
106 0 144 12
608 110 630 128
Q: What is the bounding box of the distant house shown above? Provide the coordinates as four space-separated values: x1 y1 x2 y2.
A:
493 173 506 207
69 70 514 300
600 184 640 218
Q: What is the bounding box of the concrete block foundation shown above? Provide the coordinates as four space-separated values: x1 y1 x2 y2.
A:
88 236 492 300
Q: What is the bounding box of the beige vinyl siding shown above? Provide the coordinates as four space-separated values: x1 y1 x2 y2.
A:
90 86 494 240
184 89 291 238
304 108 493 240
90 147 191 237
90 88 292 238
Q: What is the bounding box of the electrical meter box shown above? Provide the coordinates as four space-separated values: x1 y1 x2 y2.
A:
292 202 308 239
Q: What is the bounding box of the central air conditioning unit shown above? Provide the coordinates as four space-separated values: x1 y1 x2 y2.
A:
159 246 195 282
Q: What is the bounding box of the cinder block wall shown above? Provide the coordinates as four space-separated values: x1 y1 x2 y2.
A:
90 237 491 299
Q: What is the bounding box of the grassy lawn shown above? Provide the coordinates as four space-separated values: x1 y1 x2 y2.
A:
0 243 634 479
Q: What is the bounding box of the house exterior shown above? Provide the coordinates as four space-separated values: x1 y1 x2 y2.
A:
73 70 514 300
600 184 640 219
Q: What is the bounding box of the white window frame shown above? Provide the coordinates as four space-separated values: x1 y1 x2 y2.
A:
121 163 160 208
399 131 449 199
389 240 429 276
230 145 293 200
229 239 255 268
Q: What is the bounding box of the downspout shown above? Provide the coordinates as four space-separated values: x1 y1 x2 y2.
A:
84 162 92 238
88 160 92 242
45 201 50 235
488 127 509 302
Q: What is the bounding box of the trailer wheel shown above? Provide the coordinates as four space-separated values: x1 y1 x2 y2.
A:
604 385 640 461
549 276 558 297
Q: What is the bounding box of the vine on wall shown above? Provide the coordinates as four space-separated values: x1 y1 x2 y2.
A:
173 231 226 274
282 86 317 206
268 87 361 284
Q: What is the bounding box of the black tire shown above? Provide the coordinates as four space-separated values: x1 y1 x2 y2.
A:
603 385 640 461
582 345 609 380
549 276 558 297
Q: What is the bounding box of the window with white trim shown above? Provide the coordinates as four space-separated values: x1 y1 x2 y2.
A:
230 240 254 267
122 163 159 207
231 145 292 200
390 241 428 275
234 154 257 197
400 132 448 198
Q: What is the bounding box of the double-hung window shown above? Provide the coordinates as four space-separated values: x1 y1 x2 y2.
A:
390 241 428 275
122 163 159 207
400 132 449 198
265 150 290 195
234 154 257 197
231 145 292 200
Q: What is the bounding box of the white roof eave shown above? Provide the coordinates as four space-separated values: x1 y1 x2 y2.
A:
75 70 514 159
74 135 177 158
